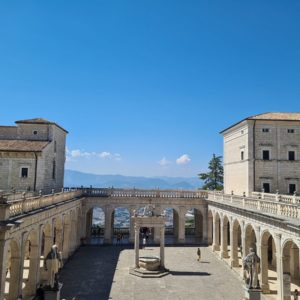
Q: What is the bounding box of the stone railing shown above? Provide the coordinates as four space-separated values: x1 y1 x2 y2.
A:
207 191 300 219
65 187 207 199
4 190 82 218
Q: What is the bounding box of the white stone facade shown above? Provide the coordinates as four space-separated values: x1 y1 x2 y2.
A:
222 113 300 196
0 119 67 194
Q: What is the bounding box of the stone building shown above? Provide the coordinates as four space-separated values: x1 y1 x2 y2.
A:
0 118 67 194
221 112 300 196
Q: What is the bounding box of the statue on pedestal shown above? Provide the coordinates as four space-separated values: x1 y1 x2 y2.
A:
44 244 63 289
243 247 261 289
143 204 155 217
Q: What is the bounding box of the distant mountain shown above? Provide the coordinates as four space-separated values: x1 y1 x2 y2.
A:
64 169 202 190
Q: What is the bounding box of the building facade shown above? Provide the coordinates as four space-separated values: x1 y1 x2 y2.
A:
221 112 300 196
0 118 67 194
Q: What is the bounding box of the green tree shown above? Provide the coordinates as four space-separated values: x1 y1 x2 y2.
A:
198 154 223 190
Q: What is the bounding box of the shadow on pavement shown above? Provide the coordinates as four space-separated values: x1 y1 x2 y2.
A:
60 245 132 300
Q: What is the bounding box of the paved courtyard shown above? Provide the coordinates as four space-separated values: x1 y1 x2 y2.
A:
60 245 245 300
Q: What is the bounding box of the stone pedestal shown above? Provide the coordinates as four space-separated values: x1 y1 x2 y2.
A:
44 283 63 300
244 288 261 300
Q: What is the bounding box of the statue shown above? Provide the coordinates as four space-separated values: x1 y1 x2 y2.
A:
44 244 63 289
243 247 261 289
143 204 155 217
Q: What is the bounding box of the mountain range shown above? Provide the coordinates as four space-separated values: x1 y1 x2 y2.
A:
64 169 202 190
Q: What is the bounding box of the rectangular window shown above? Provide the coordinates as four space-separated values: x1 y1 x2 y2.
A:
21 167 28 178
288 129 295 133
263 150 270 160
288 151 295 161
241 151 244 160
262 128 269 132
263 183 270 193
289 184 296 195
54 141 57 153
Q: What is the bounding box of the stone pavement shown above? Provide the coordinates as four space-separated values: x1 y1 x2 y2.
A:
60 245 245 300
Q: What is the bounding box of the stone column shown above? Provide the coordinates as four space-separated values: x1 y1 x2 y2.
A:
201 207 208 243
160 226 165 268
177 207 186 244
24 243 40 297
212 213 220 251
134 225 140 268
129 207 136 243
220 218 229 259
230 224 239 267
104 206 113 245
241 221 246 260
62 223 71 260
154 205 162 243
290 245 299 280
207 213 213 245
55 228 63 251
86 210 93 241
275 233 283 300
173 210 179 238
260 243 270 293
9 255 22 300
40 233 52 282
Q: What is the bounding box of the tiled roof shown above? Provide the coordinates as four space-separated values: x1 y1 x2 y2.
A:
15 118 68 133
221 112 300 134
248 112 300 121
0 140 50 152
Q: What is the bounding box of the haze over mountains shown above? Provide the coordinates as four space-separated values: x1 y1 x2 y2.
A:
64 170 202 190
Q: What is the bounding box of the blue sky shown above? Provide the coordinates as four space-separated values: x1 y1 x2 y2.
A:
1 1 300 177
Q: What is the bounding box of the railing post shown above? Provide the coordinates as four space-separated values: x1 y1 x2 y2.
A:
261 188 265 200
231 191 233 203
242 192 246 207
0 193 10 221
275 190 279 201
293 191 297 204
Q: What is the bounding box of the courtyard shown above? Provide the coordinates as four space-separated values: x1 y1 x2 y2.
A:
60 245 245 300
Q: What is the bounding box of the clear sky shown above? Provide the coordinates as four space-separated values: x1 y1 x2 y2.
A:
1 1 300 177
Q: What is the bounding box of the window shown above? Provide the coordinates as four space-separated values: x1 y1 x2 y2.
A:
262 128 269 132
21 167 28 178
54 141 57 153
262 150 270 160
288 151 295 161
241 130 244 134
288 129 295 133
52 160 56 180
263 183 270 193
289 184 296 195
241 151 244 160
33 130 38 135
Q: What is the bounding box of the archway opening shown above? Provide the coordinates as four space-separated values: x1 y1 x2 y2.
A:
163 207 177 244
4 240 21 300
112 207 130 244
185 208 203 244
87 207 105 244
282 240 300 297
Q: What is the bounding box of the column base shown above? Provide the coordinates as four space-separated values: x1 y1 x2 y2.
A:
230 259 239 268
212 244 220 252
221 251 229 259
244 287 261 300
261 283 270 294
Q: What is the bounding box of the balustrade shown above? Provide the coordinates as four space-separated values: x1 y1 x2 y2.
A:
208 190 299 219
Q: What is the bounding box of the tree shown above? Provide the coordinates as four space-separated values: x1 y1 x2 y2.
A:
198 154 223 190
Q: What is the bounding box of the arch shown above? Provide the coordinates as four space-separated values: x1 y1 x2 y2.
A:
244 223 257 255
85 206 106 244
185 207 203 244
5 239 21 300
260 230 277 294
230 218 242 268
112 206 130 244
162 207 179 244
